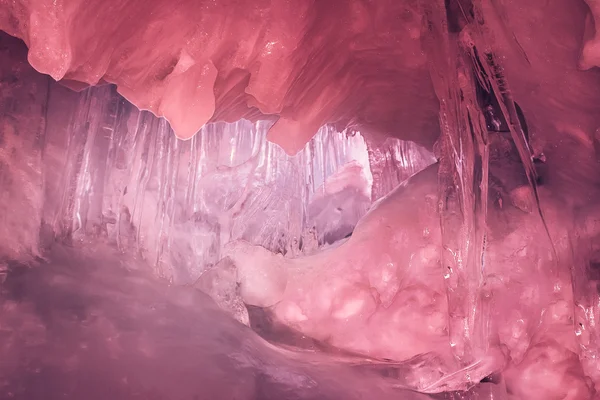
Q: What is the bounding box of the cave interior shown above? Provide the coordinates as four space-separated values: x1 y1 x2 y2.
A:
1 0 600 399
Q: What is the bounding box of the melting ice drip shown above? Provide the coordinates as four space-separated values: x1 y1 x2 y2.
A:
53 85 434 285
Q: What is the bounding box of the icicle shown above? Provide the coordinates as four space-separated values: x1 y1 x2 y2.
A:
422 0 491 372
184 134 198 215
57 86 112 238
131 115 157 251
115 108 143 251
469 1 558 267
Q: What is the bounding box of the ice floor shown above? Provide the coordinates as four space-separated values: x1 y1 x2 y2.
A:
0 244 509 400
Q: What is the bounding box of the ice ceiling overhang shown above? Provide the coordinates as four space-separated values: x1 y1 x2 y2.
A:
1 0 440 155
2 0 599 156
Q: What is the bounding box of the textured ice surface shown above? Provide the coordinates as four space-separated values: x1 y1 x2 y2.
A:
0 244 439 400
3 0 600 397
226 161 593 396
1 0 596 158
193 256 250 326
0 33 47 260
34 83 434 288
0 0 440 154
369 138 437 201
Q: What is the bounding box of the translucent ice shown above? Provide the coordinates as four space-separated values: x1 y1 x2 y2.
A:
194 256 250 326
43 85 435 286
223 158 593 396
225 165 494 391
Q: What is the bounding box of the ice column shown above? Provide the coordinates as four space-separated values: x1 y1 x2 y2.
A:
422 0 491 367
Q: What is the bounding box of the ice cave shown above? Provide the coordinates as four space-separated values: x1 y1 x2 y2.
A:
0 0 600 398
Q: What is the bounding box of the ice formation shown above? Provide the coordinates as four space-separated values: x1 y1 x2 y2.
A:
223 159 593 396
0 0 440 154
44 84 431 286
2 0 600 398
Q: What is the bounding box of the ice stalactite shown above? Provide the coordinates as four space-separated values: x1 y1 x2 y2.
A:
475 0 600 388
422 0 491 373
422 0 573 391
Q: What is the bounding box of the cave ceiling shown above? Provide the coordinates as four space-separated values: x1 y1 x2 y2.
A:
0 0 599 185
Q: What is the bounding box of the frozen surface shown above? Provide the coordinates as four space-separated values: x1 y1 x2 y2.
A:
226 162 593 397
368 138 437 201
0 244 441 400
0 0 597 158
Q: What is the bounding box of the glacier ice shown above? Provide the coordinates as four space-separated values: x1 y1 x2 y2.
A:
2 0 600 396
43 84 434 287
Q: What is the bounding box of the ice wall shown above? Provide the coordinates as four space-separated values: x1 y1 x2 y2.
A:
369 138 437 201
0 32 48 261
35 84 434 285
0 31 435 283
418 1 600 396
